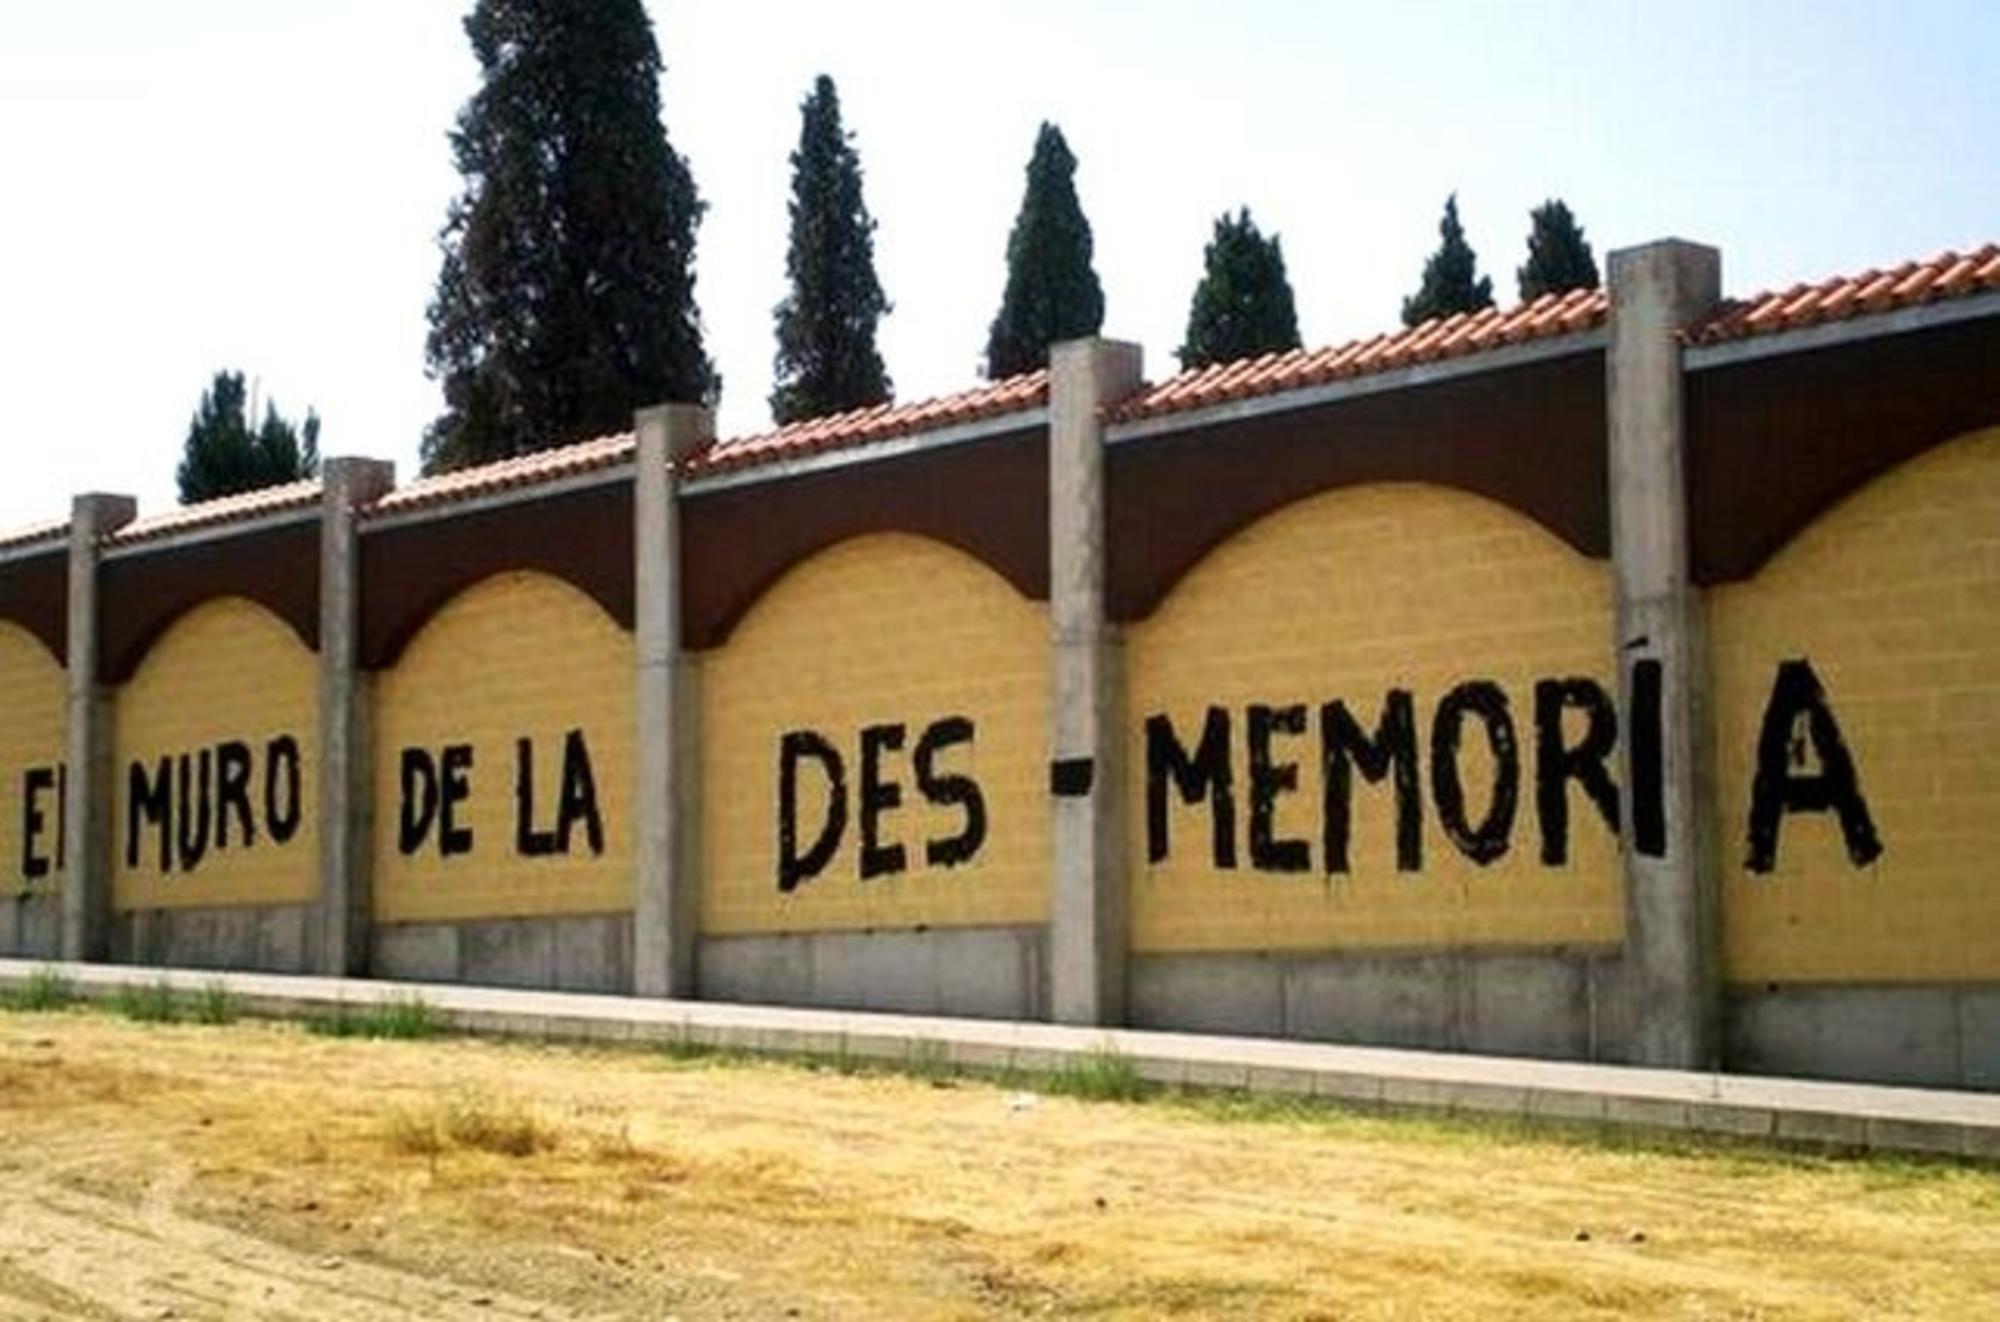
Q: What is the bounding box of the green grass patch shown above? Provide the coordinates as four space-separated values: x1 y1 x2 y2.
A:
1041 1047 1153 1103
306 993 441 1040
2 967 78 1012
113 978 181 1024
192 979 239 1025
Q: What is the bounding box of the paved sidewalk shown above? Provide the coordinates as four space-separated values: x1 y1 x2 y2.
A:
5 958 1996 1161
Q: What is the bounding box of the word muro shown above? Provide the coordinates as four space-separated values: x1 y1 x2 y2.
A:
1146 659 1880 875
398 729 604 860
125 736 303 873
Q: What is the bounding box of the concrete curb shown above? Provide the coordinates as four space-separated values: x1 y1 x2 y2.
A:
6 958 1997 1161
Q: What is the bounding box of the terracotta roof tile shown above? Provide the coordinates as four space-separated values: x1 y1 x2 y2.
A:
1112 288 1610 424
110 479 323 546
366 431 635 518
1687 243 2000 345
686 370 1048 477
0 518 69 554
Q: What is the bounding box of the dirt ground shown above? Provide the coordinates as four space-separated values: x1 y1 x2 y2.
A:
0 1010 1995 1320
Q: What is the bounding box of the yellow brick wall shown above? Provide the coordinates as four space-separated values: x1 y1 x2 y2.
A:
113 597 317 910
0 622 66 898
1712 425 2000 983
700 533 1048 934
373 570 633 923
1127 483 1621 953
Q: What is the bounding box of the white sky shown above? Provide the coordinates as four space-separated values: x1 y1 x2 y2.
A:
1 0 1995 530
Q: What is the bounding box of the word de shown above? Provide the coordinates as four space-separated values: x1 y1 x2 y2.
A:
778 716 986 890
398 729 604 859
125 736 302 873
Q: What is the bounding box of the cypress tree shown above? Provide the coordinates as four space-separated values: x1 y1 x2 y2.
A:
984 122 1105 379
1177 208 1303 370
770 75 891 424
177 371 320 504
423 0 713 473
1401 193 1494 327
1516 198 1601 301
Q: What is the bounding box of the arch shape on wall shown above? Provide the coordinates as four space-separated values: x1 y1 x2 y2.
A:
358 481 634 670
1107 348 1610 622
99 521 320 682
1689 313 2000 584
698 529 1052 937
1125 479 1621 956
0 549 67 664
1710 422 2000 984
112 594 320 912
371 567 636 925
681 425 1048 650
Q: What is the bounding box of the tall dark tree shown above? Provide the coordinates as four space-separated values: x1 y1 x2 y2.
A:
423 0 713 473
1516 198 1601 301
984 122 1105 379
1401 193 1494 327
1177 208 1302 369
177 371 320 505
770 75 891 424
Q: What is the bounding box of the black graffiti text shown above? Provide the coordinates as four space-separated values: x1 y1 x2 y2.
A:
399 743 475 857
515 729 605 858
778 716 987 891
18 762 66 881
1146 675 1650 874
125 736 302 874
1745 657 1882 872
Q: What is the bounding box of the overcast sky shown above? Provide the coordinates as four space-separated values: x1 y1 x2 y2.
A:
1 0 1995 530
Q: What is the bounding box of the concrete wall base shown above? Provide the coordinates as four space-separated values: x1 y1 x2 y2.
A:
111 904 319 974
1727 984 2000 1092
1131 949 1624 1061
698 927 1046 1020
372 915 632 994
0 892 62 960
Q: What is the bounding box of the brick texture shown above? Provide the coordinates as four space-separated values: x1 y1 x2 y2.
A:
372 571 634 924
1711 425 2000 983
1125 484 1621 954
113 598 318 910
0 622 65 897
699 533 1049 935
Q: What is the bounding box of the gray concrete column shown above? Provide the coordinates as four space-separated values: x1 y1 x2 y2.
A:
60 492 136 961
1048 337 1144 1025
1605 239 1723 1069
633 404 712 998
316 457 396 976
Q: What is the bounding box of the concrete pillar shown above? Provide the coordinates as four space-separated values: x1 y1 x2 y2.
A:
60 492 136 962
316 458 396 976
1605 239 1723 1069
633 404 712 998
1047 337 1144 1025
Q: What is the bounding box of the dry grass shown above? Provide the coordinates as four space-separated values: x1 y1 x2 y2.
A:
0 1011 1994 1319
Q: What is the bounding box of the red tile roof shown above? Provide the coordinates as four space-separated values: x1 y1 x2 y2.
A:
1687 244 2000 346
1111 287 1607 423
1 241 1995 548
110 479 322 546
0 518 69 554
366 430 634 518
687 370 1048 476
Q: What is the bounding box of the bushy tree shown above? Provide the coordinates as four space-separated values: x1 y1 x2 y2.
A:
1401 193 1494 327
984 122 1105 379
423 0 713 473
770 75 891 424
1516 198 1601 301
1178 208 1302 369
177 371 320 504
